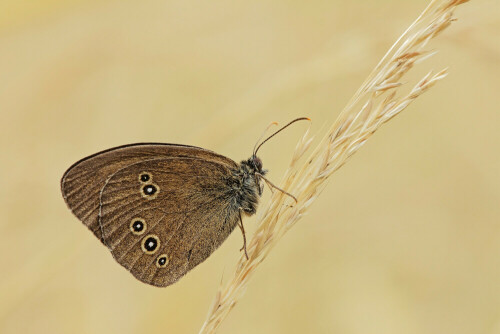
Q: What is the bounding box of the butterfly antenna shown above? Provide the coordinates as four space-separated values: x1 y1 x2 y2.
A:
252 121 279 157
253 117 310 156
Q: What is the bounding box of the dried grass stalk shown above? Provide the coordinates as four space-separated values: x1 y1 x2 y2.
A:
199 0 469 333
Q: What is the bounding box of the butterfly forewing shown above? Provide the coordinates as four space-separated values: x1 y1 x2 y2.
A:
61 143 237 241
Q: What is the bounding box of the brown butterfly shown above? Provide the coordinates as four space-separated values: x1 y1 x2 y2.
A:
61 118 308 287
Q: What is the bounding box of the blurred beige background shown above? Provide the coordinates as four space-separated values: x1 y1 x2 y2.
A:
1 0 499 333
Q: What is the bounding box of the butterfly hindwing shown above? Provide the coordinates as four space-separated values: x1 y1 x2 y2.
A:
98 158 240 287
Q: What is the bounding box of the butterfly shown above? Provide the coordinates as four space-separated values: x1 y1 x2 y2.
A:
61 118 307 287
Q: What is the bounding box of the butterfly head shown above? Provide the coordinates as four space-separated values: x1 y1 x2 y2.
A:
248 155 265 175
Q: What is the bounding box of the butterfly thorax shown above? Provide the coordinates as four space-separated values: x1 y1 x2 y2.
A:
231 156 266 216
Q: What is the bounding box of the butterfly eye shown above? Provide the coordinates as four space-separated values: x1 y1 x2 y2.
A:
141 234 160 254
141 184 159 199
130 218 146 235
156 254 169 268
139 172 151 183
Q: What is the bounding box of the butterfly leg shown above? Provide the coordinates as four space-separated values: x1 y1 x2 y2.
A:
256 173 297 203
238 210 249 260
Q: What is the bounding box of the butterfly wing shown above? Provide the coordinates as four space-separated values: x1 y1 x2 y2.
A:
61 143 241 287
98 157 240 287
61 143 238 242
